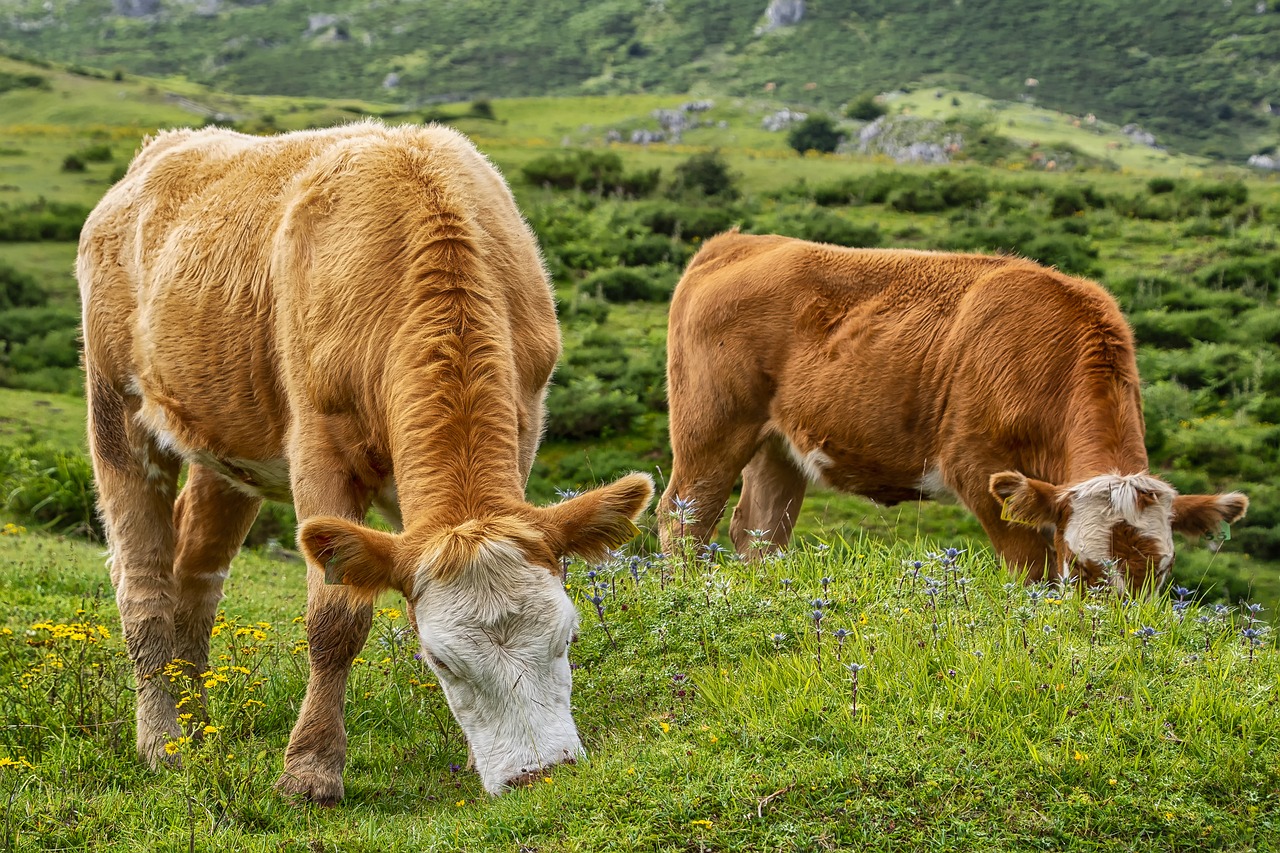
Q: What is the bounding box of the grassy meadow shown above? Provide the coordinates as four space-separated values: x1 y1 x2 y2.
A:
1 54 1280 850
2 522 1277 851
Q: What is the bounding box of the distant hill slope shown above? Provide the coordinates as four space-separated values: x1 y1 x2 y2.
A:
1 0 1278 160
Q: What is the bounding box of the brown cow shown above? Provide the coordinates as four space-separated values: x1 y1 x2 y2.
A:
658 231 1247 592
78 122 653 802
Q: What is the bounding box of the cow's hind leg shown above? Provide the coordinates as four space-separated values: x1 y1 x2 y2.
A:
276 439 375 806
172 464 262 704
87 377 182 766
658 422 762 556
729 435 808 557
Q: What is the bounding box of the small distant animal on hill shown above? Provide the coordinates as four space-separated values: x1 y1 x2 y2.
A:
659 230 1247 593
78 121 652 803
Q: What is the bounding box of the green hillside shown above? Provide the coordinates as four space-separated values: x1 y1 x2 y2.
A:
2 0 1279 161
2 53 1278 612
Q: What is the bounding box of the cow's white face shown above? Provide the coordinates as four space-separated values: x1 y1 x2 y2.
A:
991 471 1249 595
297 471 654 795
1058 474 1178 592
410 539 582 794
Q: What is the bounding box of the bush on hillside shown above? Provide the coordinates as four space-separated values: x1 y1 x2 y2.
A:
582 264 677 303
787 115 842 155
0 200 90 242
1195 256 1280 298
544 376 645 440
669 150 738 200
638 202 742 241
1129 309 1230 349
753 208 881 248
521 150 659 198
0 263 46 311
846 94 886 122
0 443 100 538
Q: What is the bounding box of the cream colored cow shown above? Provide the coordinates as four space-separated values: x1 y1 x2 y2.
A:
79 122 652 802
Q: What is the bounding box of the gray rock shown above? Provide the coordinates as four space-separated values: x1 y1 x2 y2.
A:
762 108 806 131
760 0 805 32
112 0 160 17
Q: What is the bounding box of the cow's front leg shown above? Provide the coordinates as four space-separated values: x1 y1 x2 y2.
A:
276 442 376 806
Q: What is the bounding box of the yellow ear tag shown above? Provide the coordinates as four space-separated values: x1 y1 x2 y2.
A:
324 553 346 585
1001 497 1038 528
620 519 642 541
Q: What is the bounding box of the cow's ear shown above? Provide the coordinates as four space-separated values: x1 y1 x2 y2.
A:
538 473 655 561
1171 492 1249 539
989 471 1062 528
299 517 408 599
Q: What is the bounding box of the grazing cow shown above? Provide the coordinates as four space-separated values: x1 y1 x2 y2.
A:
78 122 653 801
658 231 1247 592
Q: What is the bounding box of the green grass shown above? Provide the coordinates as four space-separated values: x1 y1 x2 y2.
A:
0 388 85 448
1 526 1276 850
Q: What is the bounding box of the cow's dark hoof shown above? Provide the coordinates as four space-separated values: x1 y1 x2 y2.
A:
276 766 344 807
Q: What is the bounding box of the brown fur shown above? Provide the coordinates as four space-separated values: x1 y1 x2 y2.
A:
659 231 1247 584
79 122 651 804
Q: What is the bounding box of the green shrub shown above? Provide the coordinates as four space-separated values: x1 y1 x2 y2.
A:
1195 256 1280 298
61 155 86 173
556 293 610 325
1138 343 1272 396
1147 177 1178 195
8 326 82 373
1158 284 1258 315
0 71 50 93
0 306 78 347
888 185 946 213
1239 309 1280 346
521 150 658 198
77 144 113 163
0 443 100 538
1128 309 1229 349
0 263 46 310
787 115 842 154
544 376 645 440
1049 184 1105 218
810 178 861 207
754 208 881 248
846 94 886 122
669 151 738 200
582 265 677 303
638 202 742 241
616 234 692 267
0 200 90 242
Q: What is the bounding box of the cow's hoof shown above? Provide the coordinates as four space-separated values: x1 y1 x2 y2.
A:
276 767 345 807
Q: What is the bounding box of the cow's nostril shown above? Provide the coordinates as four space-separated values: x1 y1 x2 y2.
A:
505 768 543 788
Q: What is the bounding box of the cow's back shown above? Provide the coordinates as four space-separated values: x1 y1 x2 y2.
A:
669 232 1138 493
78 122 557 464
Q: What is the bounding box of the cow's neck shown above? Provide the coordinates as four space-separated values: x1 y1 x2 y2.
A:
1062 375 1149 483
384 292 523 529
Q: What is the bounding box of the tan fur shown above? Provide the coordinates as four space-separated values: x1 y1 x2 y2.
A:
79 122 651 804
659 231 1248 588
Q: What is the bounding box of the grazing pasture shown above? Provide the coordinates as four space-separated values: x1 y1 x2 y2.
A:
1 524 1277 851
0 55 1278 848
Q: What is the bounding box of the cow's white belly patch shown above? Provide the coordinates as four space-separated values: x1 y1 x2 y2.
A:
130 378 292 502
193 452 293 502
782 436 833 486
917 467 959 503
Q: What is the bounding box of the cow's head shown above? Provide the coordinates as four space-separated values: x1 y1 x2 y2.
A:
299 472 653 795
990 471 1248 594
